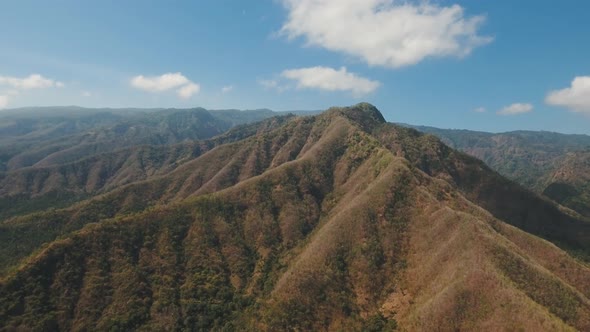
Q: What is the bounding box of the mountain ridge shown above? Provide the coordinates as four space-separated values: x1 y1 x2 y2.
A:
1 104 589 331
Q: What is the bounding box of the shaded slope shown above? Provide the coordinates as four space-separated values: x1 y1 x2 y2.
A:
406 126 590 191
543 150 590 218
406 125 590 218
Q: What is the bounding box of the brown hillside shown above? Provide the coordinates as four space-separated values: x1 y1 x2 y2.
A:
0 115 294 220
1 104 589 331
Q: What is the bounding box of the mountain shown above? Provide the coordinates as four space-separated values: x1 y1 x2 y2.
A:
406 125 590 219
0 107 311 219
1 104 589 331
0 106 310 172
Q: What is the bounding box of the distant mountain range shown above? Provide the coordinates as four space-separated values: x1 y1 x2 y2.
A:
0 107 318 171
0 105 589 331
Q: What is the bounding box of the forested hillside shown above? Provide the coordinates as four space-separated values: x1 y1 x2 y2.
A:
1 104 589 331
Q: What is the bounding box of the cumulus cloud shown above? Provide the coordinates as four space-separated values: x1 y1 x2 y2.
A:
281 66 380 96
0 74 63 108
546 76 590 115
131 72 189 92
474 107 486 113
221 85 234 93
177 83 201 99
280 0 492 68
497 103 533 115
131 72 200 99
0 74 64 89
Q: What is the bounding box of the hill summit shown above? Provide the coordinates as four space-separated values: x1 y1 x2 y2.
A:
0 104 589 331
326 102 386 130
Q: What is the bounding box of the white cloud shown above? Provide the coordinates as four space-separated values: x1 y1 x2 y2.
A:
474 107 486 113
82 91 92 97
131 72 190 92
281 66 380 96
546 76 590 115
280 0 492 68
497 103 533 115
131 72 200 99
0 74 63 108
0 74 64 89
221 85 234 93
177 83 200 99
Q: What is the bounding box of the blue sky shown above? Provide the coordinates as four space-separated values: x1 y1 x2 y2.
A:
1 0 589 134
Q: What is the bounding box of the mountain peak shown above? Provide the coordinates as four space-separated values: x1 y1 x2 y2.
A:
326 103 386 130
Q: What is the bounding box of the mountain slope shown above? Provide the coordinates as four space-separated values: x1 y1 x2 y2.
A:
0 115 295 220
406 125 590 219
1 104 589 331
0 115 304 270
373 125 590 254
543 151 590 218
3 108 230 171
0 106 305 173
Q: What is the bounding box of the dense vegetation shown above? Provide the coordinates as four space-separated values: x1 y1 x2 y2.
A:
0 104 589 331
